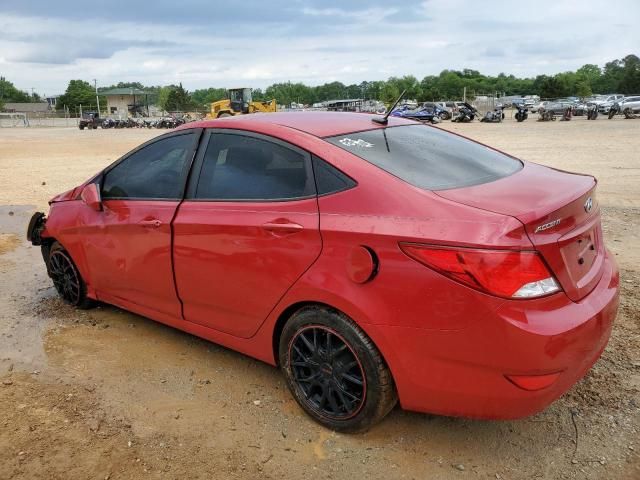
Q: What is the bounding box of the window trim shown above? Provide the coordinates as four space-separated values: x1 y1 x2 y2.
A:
311 154 358 197
185 128 316 203
100 128 203 201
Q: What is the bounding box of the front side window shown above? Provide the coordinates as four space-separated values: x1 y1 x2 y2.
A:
194 133 314 201
102 132 197 199
326 125 522 191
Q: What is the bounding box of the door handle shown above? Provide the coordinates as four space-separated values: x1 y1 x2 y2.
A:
139 219 162 228
261 220 304 235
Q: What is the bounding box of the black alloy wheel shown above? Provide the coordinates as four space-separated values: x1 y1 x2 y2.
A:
47 242 95 309
280 306 397 432
49 249 82 305
288 325 366 420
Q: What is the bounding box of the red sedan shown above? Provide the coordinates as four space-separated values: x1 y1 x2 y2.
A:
27 112 619 431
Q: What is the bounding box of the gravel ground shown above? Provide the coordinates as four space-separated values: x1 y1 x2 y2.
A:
0 115 638 479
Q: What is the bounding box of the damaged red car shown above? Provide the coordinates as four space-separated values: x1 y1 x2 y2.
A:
27 112 619 431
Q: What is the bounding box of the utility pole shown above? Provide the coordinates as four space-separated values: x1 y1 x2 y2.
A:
93 79 100 114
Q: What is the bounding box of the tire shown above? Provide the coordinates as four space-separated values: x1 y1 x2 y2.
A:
438 111 448 120
218 112 232 118
47 242 96 309
279 306 397 432
79 124 85 130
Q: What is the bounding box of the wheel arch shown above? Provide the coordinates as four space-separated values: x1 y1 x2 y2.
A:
40 232 97 301
270 300 395 379
39 235 57 270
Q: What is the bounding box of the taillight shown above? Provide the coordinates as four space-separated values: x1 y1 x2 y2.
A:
399 243 560 299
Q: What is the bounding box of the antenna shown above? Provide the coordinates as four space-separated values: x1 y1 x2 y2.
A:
372 89 406 125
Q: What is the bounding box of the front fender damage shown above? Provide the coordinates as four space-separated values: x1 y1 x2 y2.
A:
26 211 47 246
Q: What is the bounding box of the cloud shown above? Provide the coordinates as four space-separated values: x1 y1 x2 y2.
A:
483 47 505 58
0 0 638 95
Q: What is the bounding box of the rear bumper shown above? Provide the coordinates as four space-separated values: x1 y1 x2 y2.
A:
367 250 619 419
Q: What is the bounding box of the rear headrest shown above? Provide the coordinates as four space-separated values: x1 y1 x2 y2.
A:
226 146 271 173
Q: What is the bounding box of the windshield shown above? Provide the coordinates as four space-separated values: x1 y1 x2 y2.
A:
326 125 522 191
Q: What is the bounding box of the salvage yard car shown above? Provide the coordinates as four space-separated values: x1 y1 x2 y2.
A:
27 112 620 432
543 101 587 116
620 95 640 113
593 94 625 113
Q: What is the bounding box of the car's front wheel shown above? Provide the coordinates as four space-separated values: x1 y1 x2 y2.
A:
279 306 397 432
47 242 96 309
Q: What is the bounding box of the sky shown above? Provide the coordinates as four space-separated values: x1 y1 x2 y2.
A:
1 0 638 96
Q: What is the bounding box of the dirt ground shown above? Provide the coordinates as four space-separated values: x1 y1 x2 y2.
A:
0 116 638 480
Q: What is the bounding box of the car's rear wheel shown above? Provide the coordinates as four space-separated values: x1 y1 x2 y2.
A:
279 306 396 432
48 242 95 309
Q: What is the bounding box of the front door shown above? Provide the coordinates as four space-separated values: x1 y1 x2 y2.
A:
173 131 322 338
83 130 201 318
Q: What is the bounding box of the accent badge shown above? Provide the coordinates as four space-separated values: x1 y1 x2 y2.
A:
584 196 593 213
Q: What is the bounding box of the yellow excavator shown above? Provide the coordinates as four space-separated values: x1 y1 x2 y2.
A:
207 87 277 118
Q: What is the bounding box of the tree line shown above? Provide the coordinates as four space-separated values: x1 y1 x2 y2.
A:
0 76 42 110
2 54 638 112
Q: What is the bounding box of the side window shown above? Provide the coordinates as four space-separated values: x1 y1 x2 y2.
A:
312 155 356 195
194 133 314 200
102 132 197 199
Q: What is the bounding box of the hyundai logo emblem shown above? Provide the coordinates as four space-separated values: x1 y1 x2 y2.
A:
584 196 593 213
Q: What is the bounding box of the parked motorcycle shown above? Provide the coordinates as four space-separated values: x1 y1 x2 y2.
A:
623 107 639 119
514 103 528 122
561 106 574 121
480 105 505 123
451 102 477 123
607 102 620 119
537 107 556 122
587 104 599 120
390 105 441 124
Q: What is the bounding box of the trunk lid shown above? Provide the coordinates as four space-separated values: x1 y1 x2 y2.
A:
435 162 603 301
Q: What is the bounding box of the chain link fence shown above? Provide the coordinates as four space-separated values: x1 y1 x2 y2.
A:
0 108 210 128
0 111 80 128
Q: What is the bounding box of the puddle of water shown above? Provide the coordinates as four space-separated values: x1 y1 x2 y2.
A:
43 304 292 438
0 204 52 374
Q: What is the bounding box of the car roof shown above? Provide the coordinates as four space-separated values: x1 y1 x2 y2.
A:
182 111 416 138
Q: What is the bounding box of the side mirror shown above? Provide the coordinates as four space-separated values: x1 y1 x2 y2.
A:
80 183 102 212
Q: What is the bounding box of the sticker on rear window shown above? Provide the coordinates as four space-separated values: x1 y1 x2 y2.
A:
339 138 374 148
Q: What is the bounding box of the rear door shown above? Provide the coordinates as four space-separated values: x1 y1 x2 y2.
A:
83 129 201 318
172 130 321 338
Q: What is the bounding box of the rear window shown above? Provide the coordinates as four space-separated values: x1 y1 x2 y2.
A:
325 125 522 190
